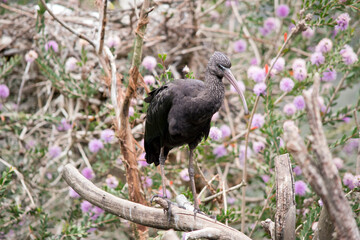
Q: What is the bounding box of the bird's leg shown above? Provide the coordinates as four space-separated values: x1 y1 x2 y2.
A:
159 147 167 198
188 148 200 217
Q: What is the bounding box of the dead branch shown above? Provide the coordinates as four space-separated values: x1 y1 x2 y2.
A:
274 154 295 240
62 164 252 240
283 74 360 240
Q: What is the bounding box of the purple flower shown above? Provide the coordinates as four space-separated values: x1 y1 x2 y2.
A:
247 66 266 83
336 13 351 31
69 187 80 198
227 197 236 205
340 45 358 65
144 75 155 85
318 199 323 206
294 180 307 196
116 158 123 165
211 112 219 122
253 141 265 153
234 39 247 53
142 56 157 71
354 175 360 188
302 27 314 38
343 138 359 155
278 137 285 148
81 167 95 180
261 175 270 183
321 69 337 82
343 172 355 189
180 169 190 182
220 125 231 139
88 139 104 153
129 106 134 117
251 113 265 128
293 166 302 176
0 84 9 99
276 4 290 18
253 82 267 96
264 17 280 32
25 50 38 63
106 35 120 48
315 38 333 53
101 129 115 143
271 57 285 72
280 78 294 92
81 201 93 213
293 68 307 81
310 52 325 66
230 81 245 93
158 188 172 199
333 157 344 170
225 0 238 7
292 58 306 70
45 40 59 52
57 118 72 131
106 175 119 189
283 103 297 116
138 153 149 167
91 206 105 220
142 176 153 187
209 127 222 141
239 145 252 165
48 145 61 158
259 27 271 36
213 145 227 158
293 96 305 110
250 58 258 65
65 57 78 72
288 23 296 32
317 96 327 113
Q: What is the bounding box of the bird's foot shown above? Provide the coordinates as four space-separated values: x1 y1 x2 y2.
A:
193 208 216 220
150 195 172 223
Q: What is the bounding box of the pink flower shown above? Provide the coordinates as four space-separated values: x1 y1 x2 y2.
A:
340 45 358 65
230 81 245 93
253 82 267 96
343 172 355 189
310 52 325 66
294 180 307 196
106 35 120 48
209 127 222 141
336 13 351 31
293 96 305 110
261 175 270 183
57 118 72 131
69 187 80 198
129 106 134 117
247 66 266 83
251 113 265 128
253 141 265 153
264 17 280 32
293 166 302 176
142 56 157 71
315 38 333 53
220 125 231 139
302 27 314 38
25 50 38 63
321 69 337 82
276 4 290 18
65 57 78 72
48 145 61 158
81 200 93 213
144 75 155 85
271 57 285 72
279 78 294 92
293 68 307 81
45 40 59 52
0 84 10 99
283 103 297 116
213 145 227 158
91 206 104 220
333 157 343 170
89 139 104 153
250 58 258 65
158 188 172 199
292 58 306 70
142 176 153 187
234 39 247 53
81 167 95 180
106 175 119 189
180 169 190 182
101 129 115 143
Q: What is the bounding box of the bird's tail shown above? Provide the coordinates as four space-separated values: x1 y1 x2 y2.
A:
144 140 169 166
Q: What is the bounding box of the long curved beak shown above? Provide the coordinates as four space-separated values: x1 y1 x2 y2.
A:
223 68 249 115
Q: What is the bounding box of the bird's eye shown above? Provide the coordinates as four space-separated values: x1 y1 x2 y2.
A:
218 64 226 70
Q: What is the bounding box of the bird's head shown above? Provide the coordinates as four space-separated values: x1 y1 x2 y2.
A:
207 51 249 115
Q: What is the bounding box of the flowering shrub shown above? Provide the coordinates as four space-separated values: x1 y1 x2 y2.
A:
0 0 359 239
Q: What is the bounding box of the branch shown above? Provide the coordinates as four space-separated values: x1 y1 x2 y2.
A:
96 0 108 54
61 164 252 240
274 154 295 240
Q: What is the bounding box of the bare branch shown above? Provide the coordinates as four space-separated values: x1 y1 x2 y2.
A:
61 164 252 240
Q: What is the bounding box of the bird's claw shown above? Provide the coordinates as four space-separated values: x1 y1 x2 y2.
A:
150 195 172 223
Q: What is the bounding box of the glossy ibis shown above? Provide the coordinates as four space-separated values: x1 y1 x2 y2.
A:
144 51 248 214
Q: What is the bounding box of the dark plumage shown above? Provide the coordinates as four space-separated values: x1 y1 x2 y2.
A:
144 52 248 213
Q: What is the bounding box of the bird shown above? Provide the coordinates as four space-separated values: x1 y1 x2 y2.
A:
144 51 248 215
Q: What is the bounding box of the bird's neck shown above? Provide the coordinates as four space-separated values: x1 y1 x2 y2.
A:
203 70 225 111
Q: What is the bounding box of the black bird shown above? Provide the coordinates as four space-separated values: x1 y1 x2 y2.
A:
144 52 248 213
